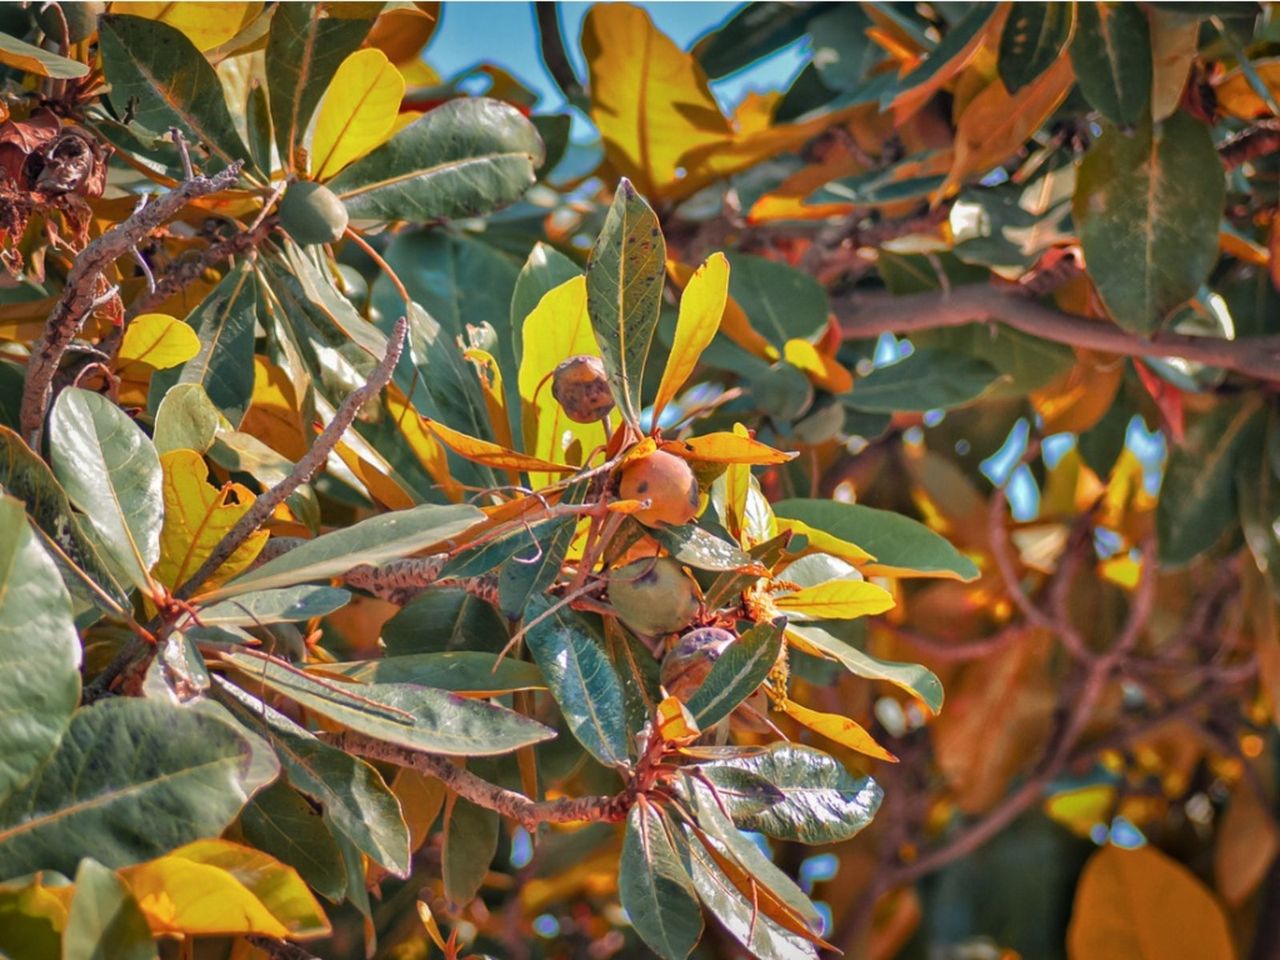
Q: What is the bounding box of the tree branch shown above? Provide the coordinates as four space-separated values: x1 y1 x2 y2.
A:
20 160 245 446
328 730 625 832
175 314 408 601
534 2 589 113
835 284 1280 384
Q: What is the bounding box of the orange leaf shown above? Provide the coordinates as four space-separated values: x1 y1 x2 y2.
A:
941 53 1075 197
384 384 463 502
773 517 876 566
1068 845 1234 960
663 432 796 465
424 417 579 474
652 253 729 422
776 697 897 762
783 338 853 394
1214 780 1280 907
1214 57 1280 120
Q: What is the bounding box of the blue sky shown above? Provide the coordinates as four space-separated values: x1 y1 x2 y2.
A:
424 2 808 125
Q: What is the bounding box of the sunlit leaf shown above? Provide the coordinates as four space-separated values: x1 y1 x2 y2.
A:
423 416 578 474
0 30 88 78
117 314 199 371
774 580 895 621
309 48 404 180
123 2 263 51
653 253 729 422
776 697 896 762
64 860 155 960
663 433 796 465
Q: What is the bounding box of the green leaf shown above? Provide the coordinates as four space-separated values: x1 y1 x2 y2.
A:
208 502 483 599
1074 113 1224 334
0 875 65 960
523 597 630 768
695 3 821 79
684 828 818 960
585 178 666 427
651 524 756 571
149 262 259 425
998 3 1074 93
49 388 163 592
196 586 352 627
682 776 821 930
0 498 81 805
153 384 221 456
1069 3 1152 127
222 652 554 756
0 698 270 878
313 652 545 694
892 4 994 102
788 623 944 714
64 860 156 960
0 29 89 78
0 426 127 611
239 780 346 903
845 348 1001 413
266 3 374 170
328 97 543 222
912 323 1075 394
98 15 251 172
724 251 828 348
498 514 579 619
701 743 882 844
382 588 509 655
1158 398 1264 566
686 619 783 728
442 798 498 906
1238 414 1280 601
221 685 410 878
619 803 703 960
774 499 980 580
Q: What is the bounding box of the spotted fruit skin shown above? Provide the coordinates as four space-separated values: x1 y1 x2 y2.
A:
618 450 699 527
551 355 614 423
661 627 736 701
279 181 349 246
607 557 700 636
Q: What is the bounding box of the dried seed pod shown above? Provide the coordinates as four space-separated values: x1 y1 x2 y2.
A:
551 355 614 423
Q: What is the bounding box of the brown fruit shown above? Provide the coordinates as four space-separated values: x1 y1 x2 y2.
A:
607 558 700 636
551 355 614 423
618 450 699 527
660 627 735 701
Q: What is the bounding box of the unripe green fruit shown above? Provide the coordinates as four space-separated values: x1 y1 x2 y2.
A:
618 450 699 527
608 558 700 636
793 399 845 445
551 354 614 423
279 181 349 246
38 2 104 42
752 361 814 422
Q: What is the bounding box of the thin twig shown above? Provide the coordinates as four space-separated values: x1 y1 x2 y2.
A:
20 160 244 446
175 314 409 601
836 285 1280 384
328 730 625 831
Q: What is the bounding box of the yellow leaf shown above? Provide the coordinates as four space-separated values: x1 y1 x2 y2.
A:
1068 845 1234 960
384 384 463 502
392 768 446 858
652 253 730 422
463 347 516 454
783 339 853 394
0 296 57 343
718 424 753 544
732 91 782 136
774 579 895 620
942 53 1075 197
417 900 448 952
117 313 200 370
121 839 329 939
667 260 778 362
517 275 603 490
1215 58 1280 120
425 417 579 475
1044 784 1116 838
1214 781 1280 908
153 449 267 593
662 432 796 465
310 48 404 181
582 3 731 199
656 695 700 745
777 697 897 762
773 517 875 566
116 2 264 51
